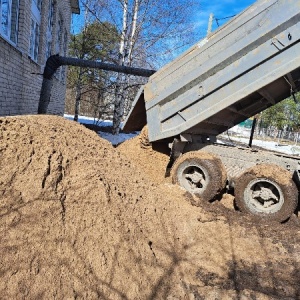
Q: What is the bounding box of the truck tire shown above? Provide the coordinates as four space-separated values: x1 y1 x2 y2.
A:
234 164 298 222
170 151 227 204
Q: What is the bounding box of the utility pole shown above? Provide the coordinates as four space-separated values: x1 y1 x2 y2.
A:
207 13 214 36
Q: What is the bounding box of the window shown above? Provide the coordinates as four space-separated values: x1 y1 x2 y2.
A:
55 16 62 54
29 0 42 61
0 0 19 44
61 29 68 80
54 15 63 79
45 0 54 59
63 29 68 56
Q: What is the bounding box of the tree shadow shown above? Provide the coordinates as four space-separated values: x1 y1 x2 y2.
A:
1 148 300 300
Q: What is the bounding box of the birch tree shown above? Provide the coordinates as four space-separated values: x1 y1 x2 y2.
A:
83 0 200 134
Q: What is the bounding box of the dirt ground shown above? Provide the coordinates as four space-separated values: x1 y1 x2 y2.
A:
1 115 300 300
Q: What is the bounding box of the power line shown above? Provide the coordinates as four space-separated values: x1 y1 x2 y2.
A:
215 14 236 27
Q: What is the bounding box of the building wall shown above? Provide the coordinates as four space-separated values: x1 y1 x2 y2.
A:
0 0 75 117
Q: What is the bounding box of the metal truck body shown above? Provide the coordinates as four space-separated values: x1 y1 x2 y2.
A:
123 0 300 222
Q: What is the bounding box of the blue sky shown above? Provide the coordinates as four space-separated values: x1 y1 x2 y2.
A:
195 0 256 37
72 0 257 36
71 0 257 64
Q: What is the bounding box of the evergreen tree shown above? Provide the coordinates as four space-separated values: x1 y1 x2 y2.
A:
259 95 300 132
66 21 119 121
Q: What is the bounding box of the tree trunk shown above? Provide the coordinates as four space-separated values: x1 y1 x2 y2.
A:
74 68 84 122
128 0 139 64
112 80 124 135
112 0 140 135
112 0 128 135
114 0 139 134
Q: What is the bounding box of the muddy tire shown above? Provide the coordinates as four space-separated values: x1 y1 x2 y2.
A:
139 126 151 149
234 164 298 222
170 151 227 204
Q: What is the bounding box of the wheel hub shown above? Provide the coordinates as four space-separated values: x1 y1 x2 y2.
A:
181 165 208 193
245 179 284 214
185 172 204 186
253 187 278 203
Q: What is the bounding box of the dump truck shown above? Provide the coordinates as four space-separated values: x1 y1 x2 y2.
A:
122 0 300 222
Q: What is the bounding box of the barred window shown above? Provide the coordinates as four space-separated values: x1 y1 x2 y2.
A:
55 16 62 54
0 0 19 44
29 0 42 62
54 15 63 79
32 0 41 11
45 0 54 59
61 29 68 80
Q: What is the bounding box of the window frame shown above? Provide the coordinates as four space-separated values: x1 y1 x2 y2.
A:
0 0 20 45
54 15 63 79
60 28 68 81
29 0 42 62
45 0 54 59
55 15 62 54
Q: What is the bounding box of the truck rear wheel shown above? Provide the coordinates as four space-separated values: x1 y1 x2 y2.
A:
170 151 227 204
234 164 298 222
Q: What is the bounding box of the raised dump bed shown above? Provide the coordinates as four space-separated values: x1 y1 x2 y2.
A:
123 0 300 142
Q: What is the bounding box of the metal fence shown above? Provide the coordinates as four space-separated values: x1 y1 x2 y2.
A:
224 125 300 145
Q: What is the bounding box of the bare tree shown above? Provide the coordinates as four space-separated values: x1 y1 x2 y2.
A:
71 0 91 122
83 0 200 134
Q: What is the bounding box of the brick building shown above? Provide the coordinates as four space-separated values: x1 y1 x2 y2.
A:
0 0 80 116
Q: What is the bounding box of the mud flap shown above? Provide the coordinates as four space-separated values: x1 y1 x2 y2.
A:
165 138 186 177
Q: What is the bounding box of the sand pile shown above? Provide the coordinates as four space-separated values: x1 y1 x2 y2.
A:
117 134 171 184
1 115 300 299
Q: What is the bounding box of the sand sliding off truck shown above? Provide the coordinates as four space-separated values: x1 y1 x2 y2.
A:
122 0 300 223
